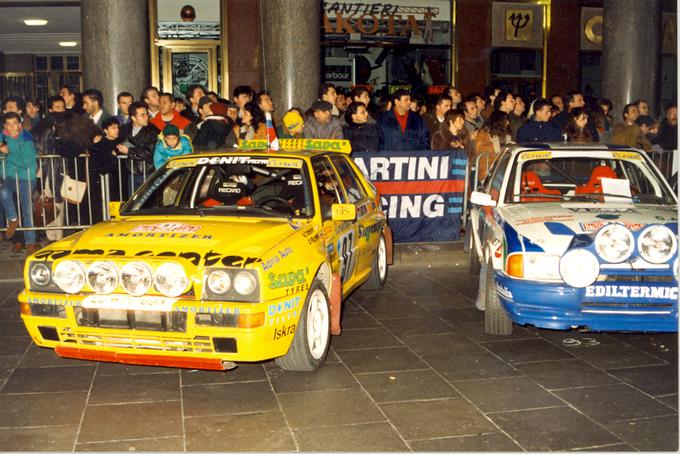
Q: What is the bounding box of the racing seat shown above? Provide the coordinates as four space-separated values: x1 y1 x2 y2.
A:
575 165 617 195
201 179 253 207
520 170 561 202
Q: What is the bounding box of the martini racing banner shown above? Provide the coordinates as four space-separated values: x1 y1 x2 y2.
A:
352 149 468 243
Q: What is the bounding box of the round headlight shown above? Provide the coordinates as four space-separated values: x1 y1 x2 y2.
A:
233 271 257 295
120 262 153 296
54 260 86 294
30 263 51 287
155 262 189 297
595 224 634 263
87 261 119 294
560 249 600 288
638 225 677 264
207 270 231 295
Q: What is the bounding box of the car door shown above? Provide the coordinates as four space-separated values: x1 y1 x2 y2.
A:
474 151 511 260
312 156 359 290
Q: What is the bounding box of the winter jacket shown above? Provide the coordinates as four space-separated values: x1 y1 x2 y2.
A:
342 121 380 152
611 123 652 151
194 116 237 151
150 111 192 134
90 136 121 175
154 133 193 169
302 116 344 140
517 119 564 143
1 129 37 181
119 123 160 174
378 109 429 151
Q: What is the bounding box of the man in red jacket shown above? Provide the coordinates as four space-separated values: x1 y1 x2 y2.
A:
150 93 194 139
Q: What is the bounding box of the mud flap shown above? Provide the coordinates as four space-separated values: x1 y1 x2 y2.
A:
475 264 487 311
330 272 342 335
383 225 394 265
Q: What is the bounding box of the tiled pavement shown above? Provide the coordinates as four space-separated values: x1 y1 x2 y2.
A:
0 256 677 451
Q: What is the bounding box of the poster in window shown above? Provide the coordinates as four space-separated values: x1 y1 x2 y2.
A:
171 52 209 99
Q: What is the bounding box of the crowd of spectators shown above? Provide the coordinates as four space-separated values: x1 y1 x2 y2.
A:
0 81 677 254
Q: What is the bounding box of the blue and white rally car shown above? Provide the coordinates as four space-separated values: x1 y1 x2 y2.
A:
468 143 678 335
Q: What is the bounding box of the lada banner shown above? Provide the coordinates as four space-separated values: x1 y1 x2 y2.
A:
353 149 467 242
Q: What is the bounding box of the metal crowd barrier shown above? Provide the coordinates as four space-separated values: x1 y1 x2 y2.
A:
648 147 677 184
0 154 147 238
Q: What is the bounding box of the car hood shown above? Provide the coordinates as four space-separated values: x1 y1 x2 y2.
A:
36 217 306 266
498 203 678 255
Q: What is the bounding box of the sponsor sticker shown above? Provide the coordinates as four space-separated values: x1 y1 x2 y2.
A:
519 151 552 161
515 215 574 226
579 221 646 232
131 222 201 233
82 295 177 311
585 285 678 300
267 158 303 169
166 158 198 168
612 151 642 160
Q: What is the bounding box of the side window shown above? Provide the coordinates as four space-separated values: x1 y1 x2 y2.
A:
312 157 346 219
485 152 511 201
330 156 366 203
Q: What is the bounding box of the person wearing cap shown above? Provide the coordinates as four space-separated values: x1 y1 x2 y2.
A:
611 103 652 151
303 100 343 140
277 108 304 139
194 96 237 151
154 124 194 169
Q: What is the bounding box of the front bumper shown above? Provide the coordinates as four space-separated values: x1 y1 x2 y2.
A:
19 290 304 369
494 273 679 332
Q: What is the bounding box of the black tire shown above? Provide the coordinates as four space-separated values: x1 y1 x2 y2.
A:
363 234 388 290
484 259 513 335
468 231 481 275
275 280 331 371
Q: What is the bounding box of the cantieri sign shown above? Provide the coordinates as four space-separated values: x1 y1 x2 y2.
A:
238 139 352 153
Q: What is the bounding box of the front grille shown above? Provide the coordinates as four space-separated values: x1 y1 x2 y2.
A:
59 327 215 353
581 301 674 314
75 308 187 332
602 275 674 283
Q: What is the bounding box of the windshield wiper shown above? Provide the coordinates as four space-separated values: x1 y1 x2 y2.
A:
570 192 634 202
631 194 668 204
511 193 567 200
197 205 284 218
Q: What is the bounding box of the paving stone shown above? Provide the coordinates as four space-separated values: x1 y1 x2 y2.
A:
2 365 95 393
555 342 665 369
185 411 296 451
88 371 180 404
0 425 78 451
0 321 29 337
359 299 426 320
0 391 87 427
295 421 408 451
18 344 96 368
608 332 678 353
76 436 184 452
571 443 637 451
180 362 267 386
514 359 617 390
380 397 494 440
658 394 678 410
380 316 456 336
339 310 379 329
483 338 575 363
355 369 459 403
453 376 563 412
606 415 679 451
431 307 484 325
268 362 358 393
398 332 484 356
0 336 32 356
95 362 178 376
607 364 678 396
555 384 676 425
0 355 21 380
182 380 278 417
411 293 473 309
408 432 522 451
454 322 536 342
427 352 520 381
278 388 384 429
78 401 182 443
337 347 429 374
331 326 402 351
489 406 620 451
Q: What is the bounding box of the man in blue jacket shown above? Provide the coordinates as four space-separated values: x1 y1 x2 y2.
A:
378 89 429 151
517 98 564 143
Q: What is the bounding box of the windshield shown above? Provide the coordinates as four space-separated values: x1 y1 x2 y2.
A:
503 151 676 205
121 156 313 218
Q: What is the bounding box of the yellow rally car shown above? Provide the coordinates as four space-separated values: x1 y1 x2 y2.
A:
19 139 393 371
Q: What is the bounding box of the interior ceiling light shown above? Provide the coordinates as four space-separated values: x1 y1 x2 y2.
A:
59 42 78 47
24 19 48 26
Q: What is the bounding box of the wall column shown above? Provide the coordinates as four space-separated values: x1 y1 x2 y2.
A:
81 0 150 113
601 0 661 119
260 0 321 113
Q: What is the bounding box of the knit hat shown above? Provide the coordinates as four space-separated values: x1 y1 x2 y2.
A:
283 111 304 132
311 100 333 112
162 124 180 137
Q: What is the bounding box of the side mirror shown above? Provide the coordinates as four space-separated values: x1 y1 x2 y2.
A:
470 191 496 207
331 203 356 221
108 201 121 219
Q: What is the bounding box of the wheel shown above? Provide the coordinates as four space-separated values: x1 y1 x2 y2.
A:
275 280 330 371
484 258 513 335
363 234 388 290
468 231 481 275
258 196 296 215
